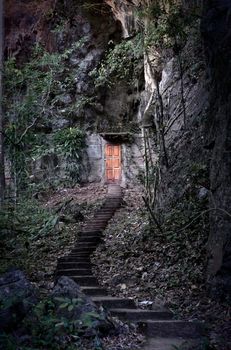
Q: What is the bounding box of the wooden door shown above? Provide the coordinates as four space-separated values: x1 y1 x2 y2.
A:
105 144 121 183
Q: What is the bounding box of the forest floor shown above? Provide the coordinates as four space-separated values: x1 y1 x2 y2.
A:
0 184 144 350
0 183 230 349
92 185 231 350
0 184 107 293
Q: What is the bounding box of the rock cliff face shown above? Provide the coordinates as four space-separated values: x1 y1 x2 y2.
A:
5 0 57 57
4 0 231 298
103 0 231 298
201 0 231 297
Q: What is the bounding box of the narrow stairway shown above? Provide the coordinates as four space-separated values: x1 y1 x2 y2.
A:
55 185 203 350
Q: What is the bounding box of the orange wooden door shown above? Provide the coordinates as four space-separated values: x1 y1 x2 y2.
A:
105 144 121 183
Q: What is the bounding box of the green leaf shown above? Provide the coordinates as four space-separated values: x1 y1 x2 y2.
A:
68 304 74 312
59 303 69 309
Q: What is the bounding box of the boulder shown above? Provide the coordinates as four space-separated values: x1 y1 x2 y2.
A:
51 276 113 336
0 270 38 331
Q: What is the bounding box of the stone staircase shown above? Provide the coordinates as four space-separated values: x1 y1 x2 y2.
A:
55 185 204 350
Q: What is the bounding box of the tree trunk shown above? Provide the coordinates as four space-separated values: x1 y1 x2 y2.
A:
0 0 5 206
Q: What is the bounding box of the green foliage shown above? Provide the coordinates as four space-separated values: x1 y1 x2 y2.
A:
0 189 103 298
0 198 59 275
3 296 105 349
0 198 58 239
51 18 68 34
4 40 86 193
74 96 96 111
0 292 25 310
55 296 83 311
136 2 199 50
0 333 17 350
90 38 142 88
189 162 209 187
81 2 109 15
54 127 85 155
53 127 86 183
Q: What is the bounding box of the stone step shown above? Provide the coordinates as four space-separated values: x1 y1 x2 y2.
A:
56 269 92 276
101 197 121 205
90 222 108 226
79 235 102 240
101 203 119 211
72 244 97 249
83 228 106 232
61 257 91 262
67 256 91 260
74 242 98 249
83 229 105 233
58 255 89 260
95 209 115 213
93 218 111 222
110 308 173 321
81 286 108 297
80 230 102 235
77 237 102 244
71 247 96 253
57 262 92 269
143 337 201 350
91 296 136 309
102 203 120 208
94 214 113 218
68 252 92 256
73 243 97 247
83 226 106 230
58 257 91 263
138 320 204 339
72 275 99 286
98 213 114 216
92 221 109 225
82 224 103 231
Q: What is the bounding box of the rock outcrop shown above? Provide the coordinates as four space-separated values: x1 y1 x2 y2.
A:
0 271 113 349
0 270 38 331
104 0 231 300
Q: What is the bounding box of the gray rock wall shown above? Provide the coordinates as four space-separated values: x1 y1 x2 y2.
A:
201 0 231 299
105 0 231 299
